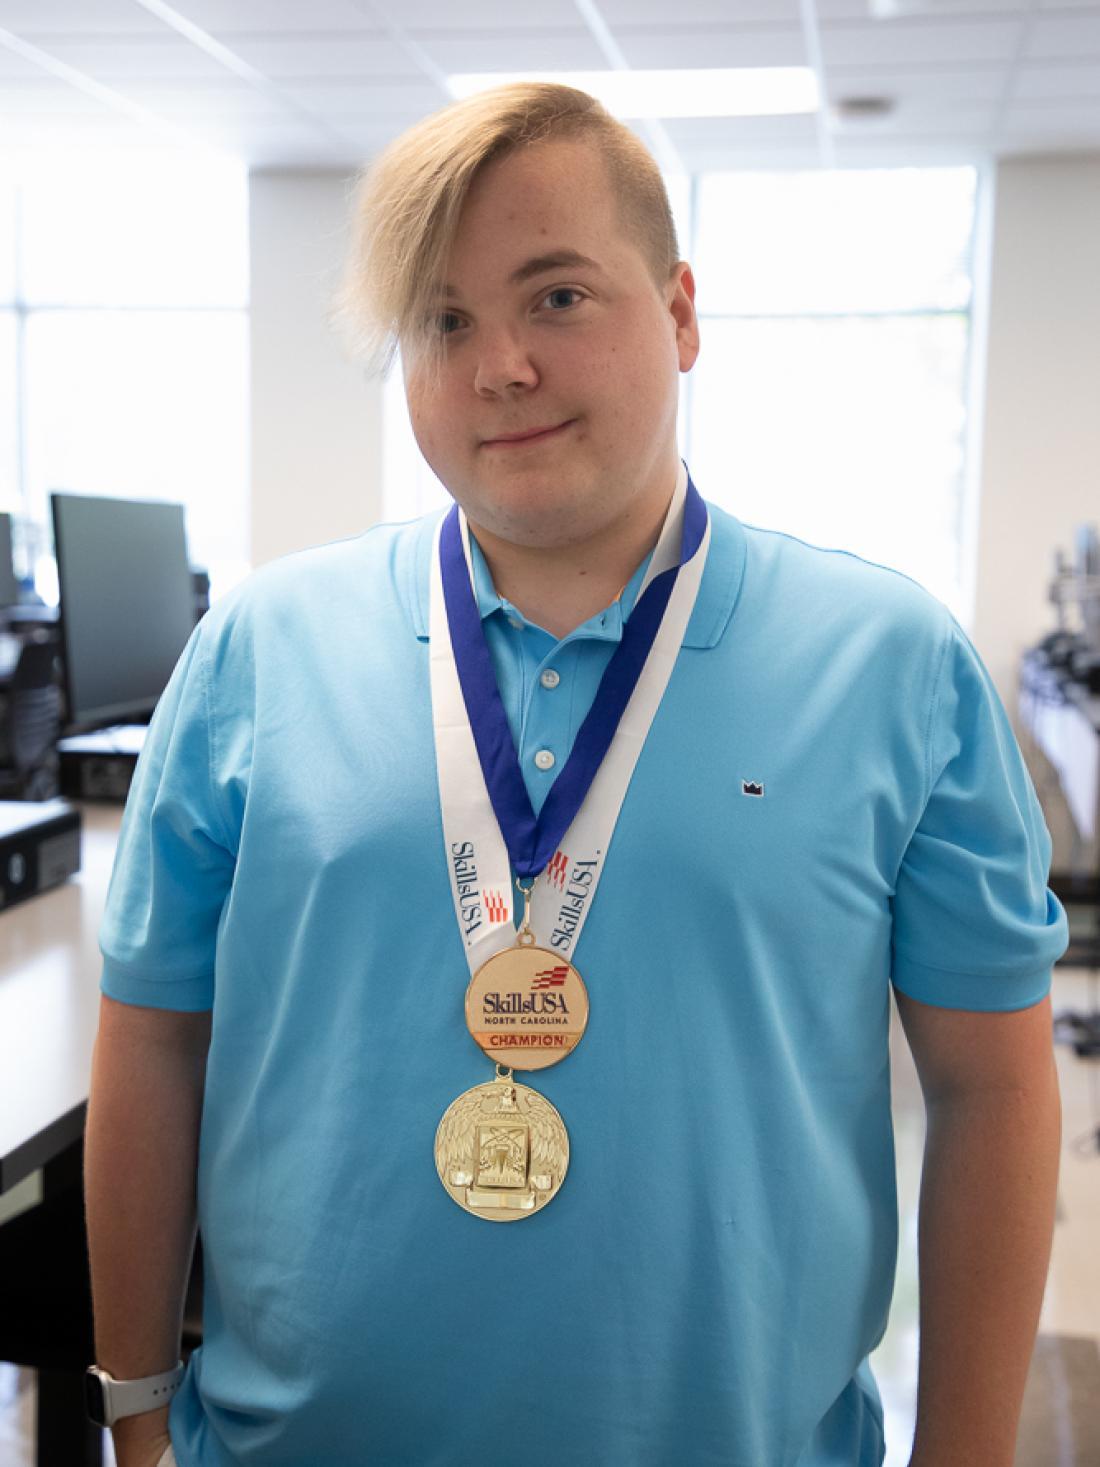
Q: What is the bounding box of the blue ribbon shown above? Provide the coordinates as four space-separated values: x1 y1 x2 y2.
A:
440 474 708 879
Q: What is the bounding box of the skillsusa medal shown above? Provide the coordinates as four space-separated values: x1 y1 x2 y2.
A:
465 879 589 1071
429 463 710 1221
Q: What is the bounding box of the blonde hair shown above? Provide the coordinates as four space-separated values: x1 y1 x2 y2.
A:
335 83 679 375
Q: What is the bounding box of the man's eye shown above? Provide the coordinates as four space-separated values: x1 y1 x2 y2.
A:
437 312 463 335
542 288 581 311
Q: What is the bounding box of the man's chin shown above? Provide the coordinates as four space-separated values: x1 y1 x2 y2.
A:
466 496 611 553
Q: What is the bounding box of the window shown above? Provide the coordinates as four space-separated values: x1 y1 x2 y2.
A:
380 166 979 623
0 313 16 513
0 150 249 598
687 168 978 618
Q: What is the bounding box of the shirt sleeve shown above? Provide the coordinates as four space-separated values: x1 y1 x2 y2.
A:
891 616 1069 1012
98 619 236 1011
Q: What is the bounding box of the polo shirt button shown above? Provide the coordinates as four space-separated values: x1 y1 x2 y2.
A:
507 616 524 630
540 669 561 690
534 749 556 771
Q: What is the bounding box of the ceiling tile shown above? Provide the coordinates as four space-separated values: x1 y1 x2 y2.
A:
834 99 998 133
674 141 825 172
1026 13 1100 57
279 80 447 118
664 113 820 144
602 0 801 20
0 0 167 35
216 33 416 79
165 0 381 34
1001 98 1100 131
816 0 1026 12
2 2 1100 170
833 137 994 166
413 29 607 74
175 112 371 168
0 79 114 114
36 37 240 79
820 17 1024 66
1013 60 1100 98
827 65 1007 103
0 44 56 76
108 79 292 120
398 0 580 26
180 116 335 149
616 27 805 68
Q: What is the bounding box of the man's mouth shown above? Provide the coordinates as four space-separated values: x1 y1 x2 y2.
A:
482 419 576 447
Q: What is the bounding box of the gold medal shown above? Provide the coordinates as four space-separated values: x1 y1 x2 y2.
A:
465 944 588 1070
465 878 589 1071
435 1067 569 1221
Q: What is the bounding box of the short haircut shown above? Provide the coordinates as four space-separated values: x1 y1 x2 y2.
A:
335 82 679 375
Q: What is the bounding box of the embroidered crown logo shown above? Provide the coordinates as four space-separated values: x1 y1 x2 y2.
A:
742 780 764 797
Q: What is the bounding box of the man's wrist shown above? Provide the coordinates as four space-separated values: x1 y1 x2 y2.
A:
86 1361 184 1427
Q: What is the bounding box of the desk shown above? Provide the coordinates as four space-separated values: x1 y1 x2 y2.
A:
0 805 121 1194
0 803 123 1467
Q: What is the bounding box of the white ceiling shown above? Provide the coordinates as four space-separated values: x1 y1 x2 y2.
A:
1 0 1099 173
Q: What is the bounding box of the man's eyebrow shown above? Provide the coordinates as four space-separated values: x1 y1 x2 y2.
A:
509 249 603 285
440 250 603 298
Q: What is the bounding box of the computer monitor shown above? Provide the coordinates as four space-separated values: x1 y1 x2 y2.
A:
0 513 21 608
50 493 197 733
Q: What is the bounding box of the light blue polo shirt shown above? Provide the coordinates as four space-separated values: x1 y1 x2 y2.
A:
99 490 1068 1467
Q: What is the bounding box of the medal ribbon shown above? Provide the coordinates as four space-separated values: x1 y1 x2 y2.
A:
430 465 710 973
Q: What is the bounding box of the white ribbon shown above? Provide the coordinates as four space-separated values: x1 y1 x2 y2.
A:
429 465 710 976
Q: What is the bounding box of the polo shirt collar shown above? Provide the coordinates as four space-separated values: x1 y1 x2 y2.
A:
407 465 744 650
467 531 651 644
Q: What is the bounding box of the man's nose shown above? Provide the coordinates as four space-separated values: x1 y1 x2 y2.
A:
473 328 539 398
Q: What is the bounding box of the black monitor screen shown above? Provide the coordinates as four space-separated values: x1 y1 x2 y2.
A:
0 513 20 608
51 493 196 732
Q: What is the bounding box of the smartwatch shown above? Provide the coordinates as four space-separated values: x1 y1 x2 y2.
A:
85 1361 185 1427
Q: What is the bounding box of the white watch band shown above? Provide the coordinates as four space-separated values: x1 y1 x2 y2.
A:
88 1361 185 1426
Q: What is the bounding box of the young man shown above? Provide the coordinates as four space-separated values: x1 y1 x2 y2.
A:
85 85 1066 1467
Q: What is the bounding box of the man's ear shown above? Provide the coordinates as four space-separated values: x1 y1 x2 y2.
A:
668 262 700 372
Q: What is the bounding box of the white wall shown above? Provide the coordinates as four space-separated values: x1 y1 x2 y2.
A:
248 170 383 567
973 154 1100 706
245 154 1100 715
